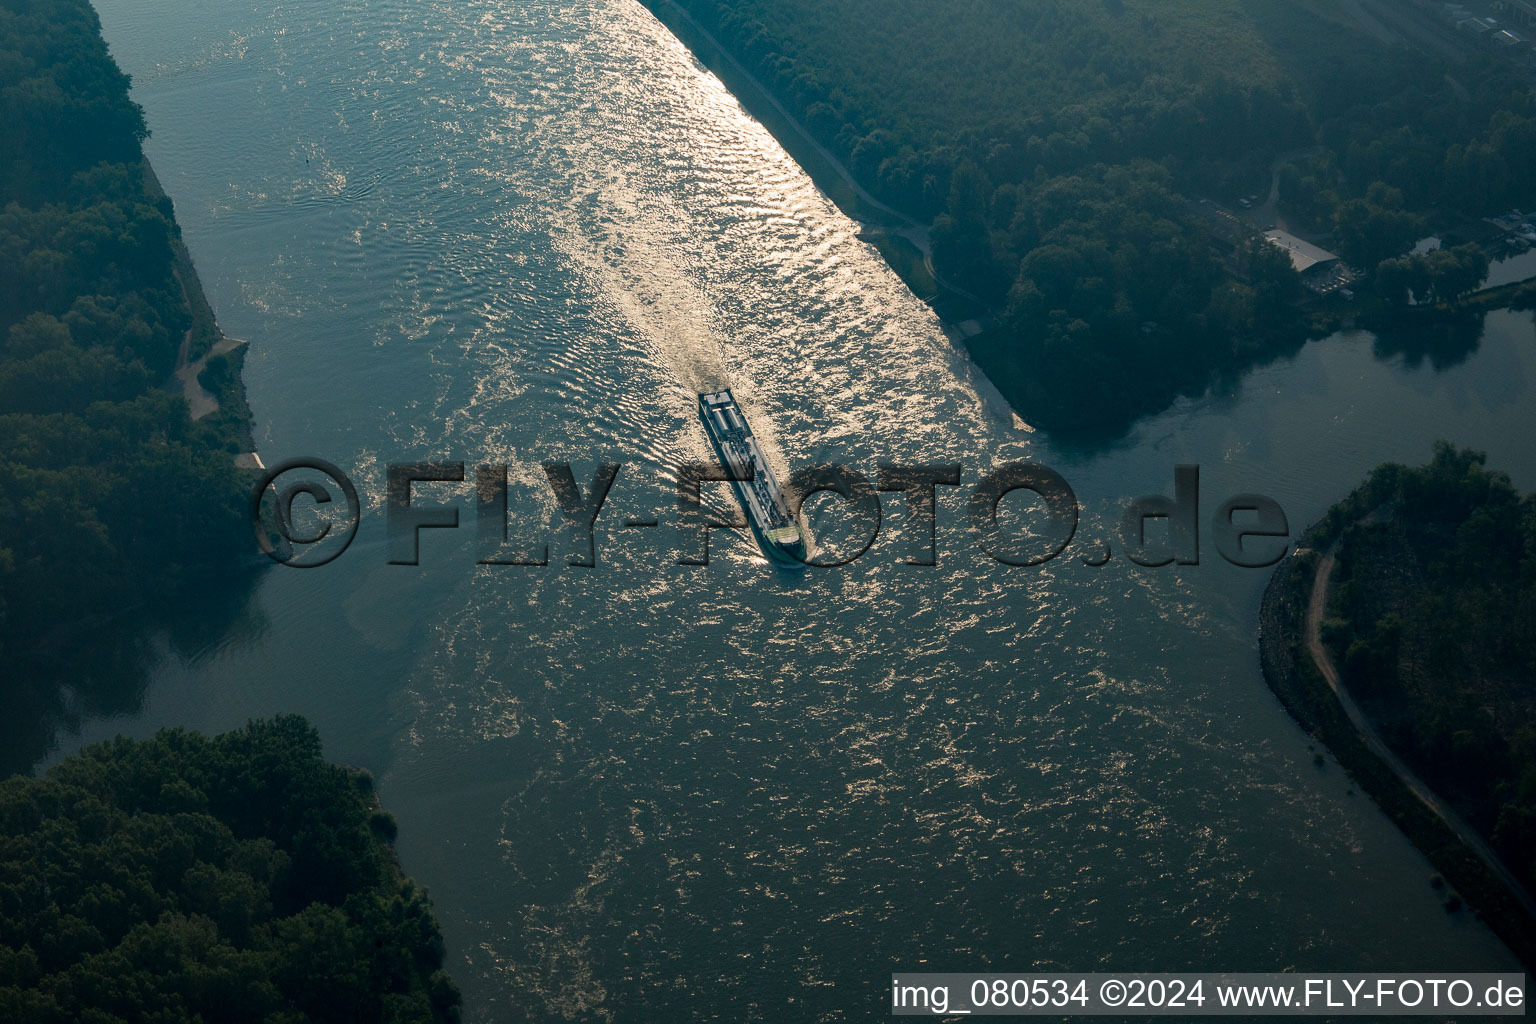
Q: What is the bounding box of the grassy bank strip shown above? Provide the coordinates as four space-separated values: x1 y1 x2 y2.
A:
142 161 220 360
859 231 937 300
1467 274 1536 312
141 159 255 452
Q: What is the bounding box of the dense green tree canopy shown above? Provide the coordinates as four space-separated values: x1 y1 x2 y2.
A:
1317 444 1536 892
0 716 462 1023
0 0 257 768
1374 243 1490 308
653 0 1533 434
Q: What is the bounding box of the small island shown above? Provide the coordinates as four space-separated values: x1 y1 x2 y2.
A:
0 716 462 1022
1260 443 1536 966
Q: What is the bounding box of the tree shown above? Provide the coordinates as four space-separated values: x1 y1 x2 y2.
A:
0 0 257 771
1372 243 1488 307
1247 237 1303 330
1374 254 1426 306
0 718 463 1023
1332 195 1425 268
1424 244 1489 305
1319 446 1536 891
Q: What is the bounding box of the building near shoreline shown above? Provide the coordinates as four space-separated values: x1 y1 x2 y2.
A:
1264 229 1349 294
1263 229 1340 275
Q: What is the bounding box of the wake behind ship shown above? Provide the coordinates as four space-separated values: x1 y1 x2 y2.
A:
697 389 808 566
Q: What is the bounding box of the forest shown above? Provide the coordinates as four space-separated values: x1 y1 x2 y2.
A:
0 716 462 1022
1315 444 1536 894
650 0 1536 434
0 0 256 768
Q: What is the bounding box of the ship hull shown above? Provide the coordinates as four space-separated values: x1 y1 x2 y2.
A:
697 389 808 568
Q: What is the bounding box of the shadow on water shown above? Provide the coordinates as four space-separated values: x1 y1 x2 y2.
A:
3 570 264 777
996 308 1503 459
1011 331 1315 458
1367 310 1487 371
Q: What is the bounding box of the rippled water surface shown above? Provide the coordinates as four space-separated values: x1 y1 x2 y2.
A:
67 0 1536 1017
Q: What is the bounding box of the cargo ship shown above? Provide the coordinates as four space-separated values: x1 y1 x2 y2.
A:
697 388 808 566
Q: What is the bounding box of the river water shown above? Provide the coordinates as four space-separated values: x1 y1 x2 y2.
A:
63 0 1536 1018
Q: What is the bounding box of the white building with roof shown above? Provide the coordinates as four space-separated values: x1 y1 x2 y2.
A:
1263 229 1340 275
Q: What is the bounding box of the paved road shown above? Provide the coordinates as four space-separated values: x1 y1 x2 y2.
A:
1306 543 1536 919
1252 146 1324 232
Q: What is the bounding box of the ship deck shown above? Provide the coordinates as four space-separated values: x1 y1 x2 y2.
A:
698 390 800 543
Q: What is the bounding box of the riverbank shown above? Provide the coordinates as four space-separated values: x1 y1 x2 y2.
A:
141 159 256 454
1260 477 1536 968
0 0 267 771
639 0 988 329
1303 266 1536 341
